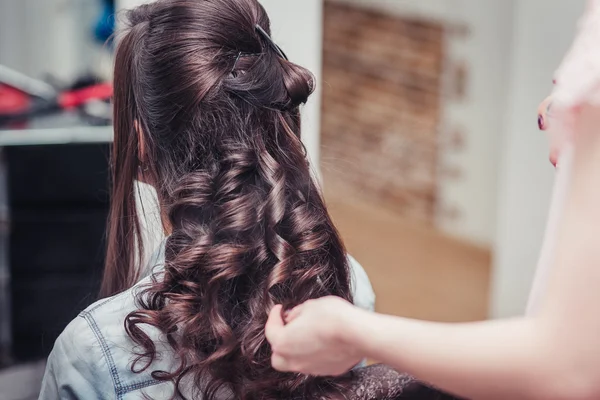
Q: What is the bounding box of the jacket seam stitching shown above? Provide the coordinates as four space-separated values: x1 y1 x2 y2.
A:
84 294 124 315
80 313 123 399
119 379 165 395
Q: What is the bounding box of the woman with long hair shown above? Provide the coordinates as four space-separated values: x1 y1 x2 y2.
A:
38 1 457 399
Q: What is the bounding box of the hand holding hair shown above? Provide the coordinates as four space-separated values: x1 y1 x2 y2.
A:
266 298 364 376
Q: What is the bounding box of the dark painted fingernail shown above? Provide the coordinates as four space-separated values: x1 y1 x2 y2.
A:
538 115 545 130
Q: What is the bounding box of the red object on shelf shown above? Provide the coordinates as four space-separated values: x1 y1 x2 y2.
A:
0 84 30 115
58 83 113 109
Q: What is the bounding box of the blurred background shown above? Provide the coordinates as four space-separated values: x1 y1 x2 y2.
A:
0 0 587 398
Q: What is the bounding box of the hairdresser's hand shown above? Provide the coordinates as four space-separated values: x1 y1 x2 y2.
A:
265 297 364 376
538 94 561 167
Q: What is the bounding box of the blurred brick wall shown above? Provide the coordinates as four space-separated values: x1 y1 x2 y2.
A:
321 1 445 222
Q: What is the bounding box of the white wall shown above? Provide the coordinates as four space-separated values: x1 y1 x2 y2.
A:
436 1 514 247
117 0 147 8
0 0 105 81
491 0 586 318
333 0 513 247
332 0 456 21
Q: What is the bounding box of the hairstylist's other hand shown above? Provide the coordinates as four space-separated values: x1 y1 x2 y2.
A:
265 296 363 376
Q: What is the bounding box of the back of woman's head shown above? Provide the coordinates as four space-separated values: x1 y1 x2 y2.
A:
103 0 353 398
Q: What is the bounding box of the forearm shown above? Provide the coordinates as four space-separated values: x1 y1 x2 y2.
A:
347 312 555 400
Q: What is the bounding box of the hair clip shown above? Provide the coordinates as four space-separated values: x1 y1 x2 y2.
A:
255 24 288 61
232 51 243 74
231 51 263 75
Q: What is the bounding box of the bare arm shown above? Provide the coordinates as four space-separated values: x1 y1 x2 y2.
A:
352 313 545 399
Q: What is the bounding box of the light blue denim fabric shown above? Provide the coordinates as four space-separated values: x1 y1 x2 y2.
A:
38 245 375 400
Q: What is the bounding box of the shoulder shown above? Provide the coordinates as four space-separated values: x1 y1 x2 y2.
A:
51 285 142 391
81 278 175 389
347 254 376 312
80 277 145 333
40 309 116 398
42 277 174 399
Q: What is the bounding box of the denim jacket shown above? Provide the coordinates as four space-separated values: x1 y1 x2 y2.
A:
38 245 375 400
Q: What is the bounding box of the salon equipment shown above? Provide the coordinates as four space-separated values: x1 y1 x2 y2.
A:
0 65 113 128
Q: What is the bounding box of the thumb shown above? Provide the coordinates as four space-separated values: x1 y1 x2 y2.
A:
265 305 285 347
284 304 303 324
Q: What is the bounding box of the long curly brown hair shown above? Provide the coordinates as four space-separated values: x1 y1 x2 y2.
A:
101 0 353 398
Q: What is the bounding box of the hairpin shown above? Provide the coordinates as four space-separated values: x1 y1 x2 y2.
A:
232 51 243 74
231 51 264 75
255 24 288 60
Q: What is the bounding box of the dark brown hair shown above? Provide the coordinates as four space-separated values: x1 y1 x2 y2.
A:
102 0 353 398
